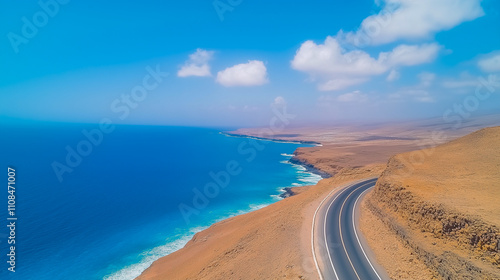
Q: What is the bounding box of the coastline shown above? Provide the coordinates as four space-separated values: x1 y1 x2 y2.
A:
288 156 332 179
137 164 386 279
220 132 322 146
136 124 414 279
127 133 325 279
137 120 500 279
222 131 329 198
136 124 404 279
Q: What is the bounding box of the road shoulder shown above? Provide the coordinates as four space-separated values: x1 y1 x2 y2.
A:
359 194 438 280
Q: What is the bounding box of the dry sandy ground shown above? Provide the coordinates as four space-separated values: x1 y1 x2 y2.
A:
232 114 500 176
359 199 440 280
366 126 500 279
385 126 500 226
137 114 500 279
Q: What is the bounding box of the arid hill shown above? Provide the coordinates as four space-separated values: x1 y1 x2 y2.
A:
137 117 500 280
364 126 500 279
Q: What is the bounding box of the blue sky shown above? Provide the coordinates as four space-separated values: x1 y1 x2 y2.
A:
1 0 499 127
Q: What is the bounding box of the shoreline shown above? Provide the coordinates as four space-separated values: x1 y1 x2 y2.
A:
220 132 322 146
222 130 329 199
130 134 325 279
135 124 429 279
136 163 386 279
222 130 331 195
137 121 500 279
288 156 332 179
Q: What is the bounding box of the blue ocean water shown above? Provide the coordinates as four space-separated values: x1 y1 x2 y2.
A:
0 123 321 280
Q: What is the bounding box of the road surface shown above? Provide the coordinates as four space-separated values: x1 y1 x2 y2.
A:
312 178 387 280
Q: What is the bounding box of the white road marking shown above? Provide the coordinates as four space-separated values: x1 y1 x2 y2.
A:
352 187 383 280
323 186 349 280
312 178 378 280
338 184 371 280
312 185 349 280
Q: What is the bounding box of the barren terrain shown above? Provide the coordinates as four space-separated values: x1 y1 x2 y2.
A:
366 126 500 279
138 115 500 279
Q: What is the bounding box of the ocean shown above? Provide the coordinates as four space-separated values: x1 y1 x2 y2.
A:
0 122 322 280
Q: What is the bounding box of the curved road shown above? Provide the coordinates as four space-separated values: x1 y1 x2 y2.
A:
312 178 387 280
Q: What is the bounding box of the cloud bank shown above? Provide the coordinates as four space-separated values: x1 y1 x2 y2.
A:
478 51 500 73
343 0 484 46
178 49 214 77
216 60 268 87
291 36 440 90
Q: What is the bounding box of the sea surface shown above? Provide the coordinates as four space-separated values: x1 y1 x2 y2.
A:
0 122 321 280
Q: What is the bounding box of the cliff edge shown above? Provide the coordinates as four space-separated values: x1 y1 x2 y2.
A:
364 126 500 279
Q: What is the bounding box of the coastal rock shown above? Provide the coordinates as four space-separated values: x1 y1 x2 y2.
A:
279 187 295 199
289 155 332 178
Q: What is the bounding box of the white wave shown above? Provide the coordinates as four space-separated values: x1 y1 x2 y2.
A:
103 228 203 280
293 165 306 171
248 203 268 211
270 194 282 200
298 177 322 184
280 153 294 157
105 151 322 280
289 162 322 186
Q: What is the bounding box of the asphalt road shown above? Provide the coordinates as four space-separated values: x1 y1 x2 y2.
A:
312 178 386 280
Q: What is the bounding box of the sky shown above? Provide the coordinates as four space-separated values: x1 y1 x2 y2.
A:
1 0 500 127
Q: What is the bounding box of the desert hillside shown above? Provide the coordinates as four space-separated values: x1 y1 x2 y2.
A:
137 165 385 280
365 126 500 279
137 118 500 280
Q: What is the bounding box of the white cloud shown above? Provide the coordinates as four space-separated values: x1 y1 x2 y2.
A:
318 91 368 107
382 44 441 66
318 77 368 91
418 72 436 87
441 73 500 95
291 37 385 76
442 79 478 89
390 89 434 103
386 69 400 81
337 90 369 102
291 36 440 90
478 51 500 73
343 0 484 46
388 72 437 102
273 96 286 106
216 60 268 87
177 49 214 77
227 105 259 112
441 72 478 88
178 64 211 77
